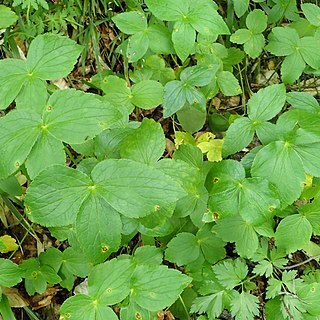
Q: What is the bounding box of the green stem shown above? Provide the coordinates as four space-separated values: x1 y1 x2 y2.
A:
64 146 77 165
0 294 16 320
226 0 234 48
237 64 247 114
1 195 39 242
179 295 190 320
23 307 41 320
8 230 29 260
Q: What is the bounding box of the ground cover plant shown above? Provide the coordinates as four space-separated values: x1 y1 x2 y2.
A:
1 0 320 319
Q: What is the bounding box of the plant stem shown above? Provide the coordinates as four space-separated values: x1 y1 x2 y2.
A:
281 254 320 270
179 295 190 320
1 195 40 242
0 294 16 320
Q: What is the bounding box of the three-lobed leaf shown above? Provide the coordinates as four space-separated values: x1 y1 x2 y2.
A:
26 158 186 231
0 89 121 179
266 27 320 83
230 9 267 58
223 84 286 157
145 0 229 61
0 33 81 111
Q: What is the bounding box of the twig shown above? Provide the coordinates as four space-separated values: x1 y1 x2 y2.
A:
281 253 320 270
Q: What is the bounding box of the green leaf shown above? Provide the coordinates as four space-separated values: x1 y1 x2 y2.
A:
26 33 82 80
275 214 312 253
101 75 133 113
25 165 91 226
27 159 186 228
251 141 305 206
281 51 306 84
180 66 215 87
131 80 163 109
148 24 175 54
243 33 265 58
0 175 22 196
253 260 274 278
39 247 63 273
268 0 299 23
217 71 242 96
297 282 320 316
255 122 278 145
20 258 61 295
153 159 202 200
39 247 91 290
44 89 121 144
94 128 134 160
120 301 152 320
299 36 320 70
265 298 286 320
88 258 134 304
286 92 319 112
163 80 187 117
126 32 149 62
246 9 267 34
112 11 147 34
60 295 118 320
120 118 165 164
0 89 120 179
172 21 195 61
25 131 65 179
222 117 254 157
177 103 206 133
213 216 259 258
291 128 320 176
196 224 226 263
191 292 226 319
173 144 203 169
0 59 27 110
281 294 306 319
233 0 249 18
230 29 251 44
266 278 283 300
248 84 286 122
91 159 186 218
165 232 200 266
0 110 41 179
145 0 187 21
15 76 47 114
302 3 320 27
213 259 248 290
231 292 259 320
188 0 230 35
75 194 122 263
130 265 191 312
237 178 280 224
133 246 163 266
266 27 299 56
61 247 92 278
211 158 244 179
299 197 320 235
0 258 22 287
0 5 17 28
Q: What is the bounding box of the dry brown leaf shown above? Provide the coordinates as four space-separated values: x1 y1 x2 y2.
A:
2 287 28 308
157 310 175 320
30 287 60 310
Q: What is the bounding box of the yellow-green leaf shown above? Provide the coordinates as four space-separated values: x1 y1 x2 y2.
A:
0 235 18 253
